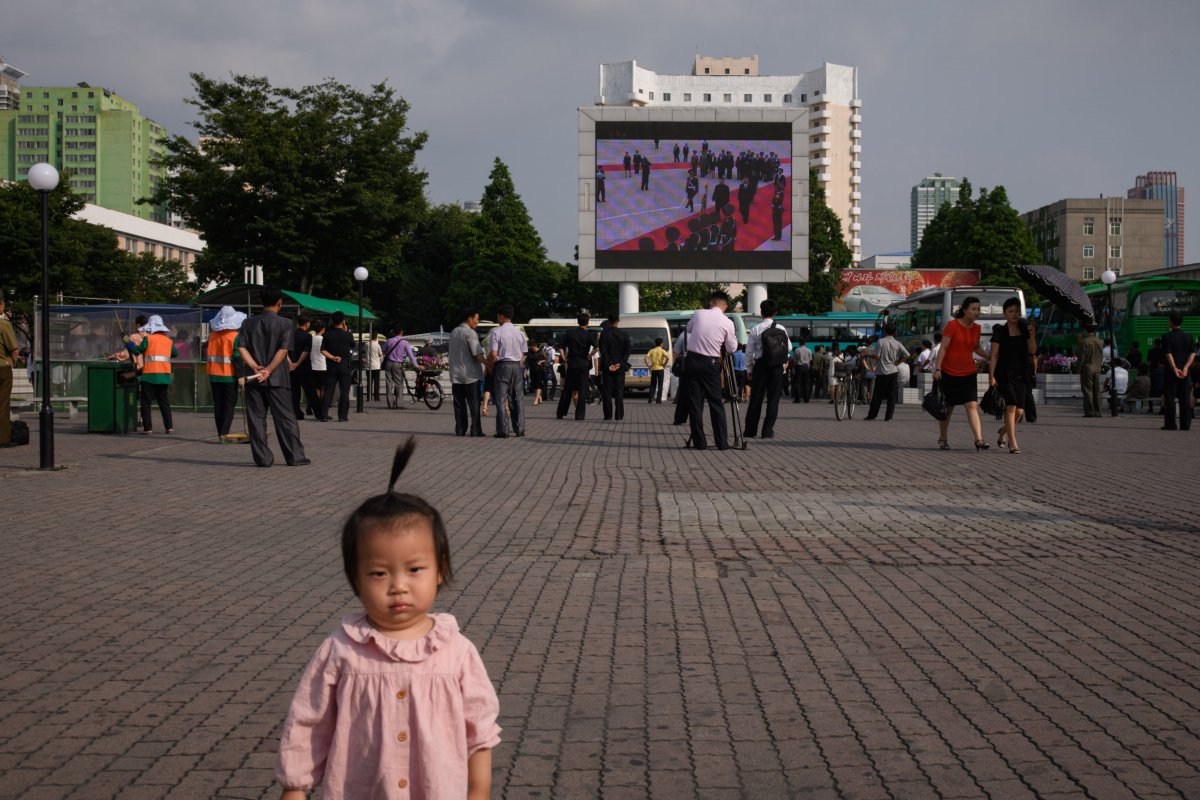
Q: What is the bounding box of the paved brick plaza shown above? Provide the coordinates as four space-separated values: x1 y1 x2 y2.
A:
1 396 1198 799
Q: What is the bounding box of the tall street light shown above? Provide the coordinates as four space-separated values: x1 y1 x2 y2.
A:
1101 269 1119 417
28 163 60 470
354 266 368 413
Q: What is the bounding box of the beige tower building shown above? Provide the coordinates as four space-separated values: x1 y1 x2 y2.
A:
597 56 862 264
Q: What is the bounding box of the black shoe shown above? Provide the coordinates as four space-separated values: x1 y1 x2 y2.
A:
455 431 466 436
1161 426 1177 430
515 431 525 438
469 431 485 437
744 430 757 438
717 444 731 450
761 432 774 439
255 462 273 468
863 416 877 420
494 433 508 438
296 415 306 421
287 458 312 466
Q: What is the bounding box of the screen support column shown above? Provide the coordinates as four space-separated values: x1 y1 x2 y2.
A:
747 284 767 316
618 283 640 315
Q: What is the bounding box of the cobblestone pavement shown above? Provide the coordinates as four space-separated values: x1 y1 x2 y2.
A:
1 395 1198 799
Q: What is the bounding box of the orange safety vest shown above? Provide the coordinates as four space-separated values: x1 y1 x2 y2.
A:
143 333 174 375
206 330 237 378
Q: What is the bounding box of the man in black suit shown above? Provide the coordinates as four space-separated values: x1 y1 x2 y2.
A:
598 313 632 421
237 286 309 467
711 179 730 214
319 311 355 422
556 314 595 420
289 315 313 420
737 178 754 224
640 156 651 191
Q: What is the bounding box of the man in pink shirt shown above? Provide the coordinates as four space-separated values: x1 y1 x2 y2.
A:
684 290 739 450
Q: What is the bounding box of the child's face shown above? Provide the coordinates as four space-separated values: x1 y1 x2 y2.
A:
356 521 442 639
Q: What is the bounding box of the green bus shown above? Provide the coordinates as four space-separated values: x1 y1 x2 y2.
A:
773 313 879 351
1036 276 1200 357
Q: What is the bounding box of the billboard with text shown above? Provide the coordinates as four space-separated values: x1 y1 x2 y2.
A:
834 269 980 312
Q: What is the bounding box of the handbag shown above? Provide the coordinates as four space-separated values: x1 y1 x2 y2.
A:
980 385 1006 419
671 331 687 377
921 380 950 421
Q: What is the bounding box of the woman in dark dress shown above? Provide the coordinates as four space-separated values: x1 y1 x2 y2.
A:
988 297 1038 453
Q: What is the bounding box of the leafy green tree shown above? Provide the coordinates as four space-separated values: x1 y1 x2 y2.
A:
768 167 851 314
152 73 428 296
913 178 1039 290
443 158 561 321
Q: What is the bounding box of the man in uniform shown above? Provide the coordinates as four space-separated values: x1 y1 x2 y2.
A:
237 287 309 467
598 313 632 421
556 314 594 421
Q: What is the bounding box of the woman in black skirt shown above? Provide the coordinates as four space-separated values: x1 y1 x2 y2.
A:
932 296 991 449
988 297 1038 453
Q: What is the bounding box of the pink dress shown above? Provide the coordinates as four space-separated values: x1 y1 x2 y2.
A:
275 613 501 799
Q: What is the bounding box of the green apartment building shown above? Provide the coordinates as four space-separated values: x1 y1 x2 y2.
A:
0 83 168 222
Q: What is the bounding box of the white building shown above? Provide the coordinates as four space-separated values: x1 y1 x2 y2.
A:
860 251 913 270
911 174 962 252
74 203 204 281
596 56 862 264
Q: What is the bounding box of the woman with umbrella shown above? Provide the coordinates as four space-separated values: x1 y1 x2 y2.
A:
988 297 1037 453
932 296 991 450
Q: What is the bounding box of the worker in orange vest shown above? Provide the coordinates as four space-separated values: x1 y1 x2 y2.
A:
126 315 177 434
207 306 246 438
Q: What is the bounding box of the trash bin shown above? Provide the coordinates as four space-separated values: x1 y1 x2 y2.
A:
87 362 138 433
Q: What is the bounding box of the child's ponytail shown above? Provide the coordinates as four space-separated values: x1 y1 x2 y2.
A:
388 436 416 493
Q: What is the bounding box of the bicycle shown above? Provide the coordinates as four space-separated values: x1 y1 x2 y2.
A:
388 369 444 410
832 361 859 420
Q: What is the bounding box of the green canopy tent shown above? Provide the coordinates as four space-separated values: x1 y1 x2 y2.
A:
192 284 377 321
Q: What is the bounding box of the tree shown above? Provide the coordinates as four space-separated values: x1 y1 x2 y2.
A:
152 73 428 296
768 167 851 314
443 159 561 321
912 178 1039 289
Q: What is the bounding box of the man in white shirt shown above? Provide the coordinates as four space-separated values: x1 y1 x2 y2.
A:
788 339 813 403
744 299 792 439
683 291 738 450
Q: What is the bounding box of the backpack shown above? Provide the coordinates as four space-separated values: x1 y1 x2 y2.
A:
760 322 789 367
8 420 30 446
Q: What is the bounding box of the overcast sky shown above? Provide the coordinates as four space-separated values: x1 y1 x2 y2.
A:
7 0 1198 264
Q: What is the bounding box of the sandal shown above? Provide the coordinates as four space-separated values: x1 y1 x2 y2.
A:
1009 447 1021 454
975 440 990 451
938 439 950 450
997 425 1006 448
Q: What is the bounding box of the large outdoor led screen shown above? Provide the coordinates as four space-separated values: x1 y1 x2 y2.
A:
594 121 792 269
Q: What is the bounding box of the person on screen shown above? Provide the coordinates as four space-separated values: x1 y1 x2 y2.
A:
633 150 642 175
684 171 699 211
673 143 680 163
682 143 690 161
772 190 785 241
701 182 709 215
623 151 632 177
712 178 730 213
690 152 700 174
737 177 754 224
664 227 681 251
681 219 703 252
701 139 709 154
595 167 606 202
640 155 651 191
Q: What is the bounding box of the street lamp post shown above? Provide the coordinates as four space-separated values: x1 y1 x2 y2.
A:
28 163 60 470
1101 269 1119 417
354 266 369 413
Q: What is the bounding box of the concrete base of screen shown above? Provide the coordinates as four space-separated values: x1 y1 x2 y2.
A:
746 283 767 317
619 282 640 315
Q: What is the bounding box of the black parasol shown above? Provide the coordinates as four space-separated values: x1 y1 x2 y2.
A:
1016 264 1095 326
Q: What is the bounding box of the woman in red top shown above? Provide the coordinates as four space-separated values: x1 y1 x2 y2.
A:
932 296 991 450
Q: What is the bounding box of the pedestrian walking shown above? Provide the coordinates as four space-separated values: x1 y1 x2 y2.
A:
932 296 991 450
319 312 354 422
861 324 910 422
308 321 327 418
128 315 177 434
556 314 594 421
487 305 526 438
366 333 384 401
684 291 738 450
528 342 548 405
988 298 1037 452
0 295 18 446
206 305 245 438
274 439 499 800
598 313 632 421
1162 312 1196 431
1078 325 1104 418
383 326 419 409
236 287 309 467
743 300 791 439
448 307 486 437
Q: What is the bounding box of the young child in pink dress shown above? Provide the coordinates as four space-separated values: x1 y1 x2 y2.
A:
275 438 501 799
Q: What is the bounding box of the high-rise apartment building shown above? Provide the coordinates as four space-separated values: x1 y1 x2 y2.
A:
0 82 168 222
597 57 863 263
1021 197 1166 283
911 174 961 251
0 55 26 111
1127 171 1184 268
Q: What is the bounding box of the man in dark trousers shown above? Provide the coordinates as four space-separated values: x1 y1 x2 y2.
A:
684 291 739 450
771 190 785 240
711 178 730 216
640 156 651 191
1162 312 1196 431
237 287 309 467
737 178 755 224
556 314 595 420
289 315 313 420
595 166 606 202
743 300 792 439
319 311 355 422
598 313 632 421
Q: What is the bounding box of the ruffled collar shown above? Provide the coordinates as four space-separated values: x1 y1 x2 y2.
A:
341 612 458 663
